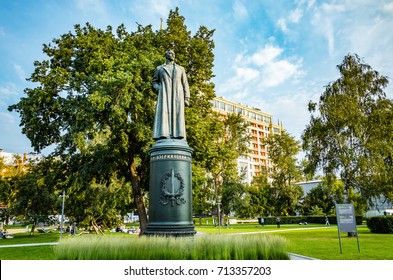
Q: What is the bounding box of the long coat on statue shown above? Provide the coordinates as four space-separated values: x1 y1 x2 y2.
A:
151 62 190 140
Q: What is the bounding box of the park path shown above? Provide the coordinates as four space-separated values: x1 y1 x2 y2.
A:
226 225 331 236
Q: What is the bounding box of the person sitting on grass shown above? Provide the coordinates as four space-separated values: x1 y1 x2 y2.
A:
0 229 13 239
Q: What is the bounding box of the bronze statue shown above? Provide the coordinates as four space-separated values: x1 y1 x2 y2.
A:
151 49 190 140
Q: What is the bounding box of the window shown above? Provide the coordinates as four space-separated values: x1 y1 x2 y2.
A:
219 102 225 110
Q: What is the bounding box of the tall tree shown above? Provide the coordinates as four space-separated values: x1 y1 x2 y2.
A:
9 9 219 233
10 23 158 233
263 131 303 215
8 158 59 234
237 173 271 218
302 54 393 204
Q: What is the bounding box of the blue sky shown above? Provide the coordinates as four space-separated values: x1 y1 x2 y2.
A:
1 0 393 155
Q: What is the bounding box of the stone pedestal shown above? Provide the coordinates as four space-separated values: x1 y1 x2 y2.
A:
145 139 196 236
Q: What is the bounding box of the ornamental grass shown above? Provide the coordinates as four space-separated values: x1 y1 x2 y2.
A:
53 234 289 260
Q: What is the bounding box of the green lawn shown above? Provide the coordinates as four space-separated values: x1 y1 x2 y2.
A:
196 223 393 260
1 224 392 260
0 232 60 260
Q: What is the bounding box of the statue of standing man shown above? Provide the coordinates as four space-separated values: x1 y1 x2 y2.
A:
151 49 190 140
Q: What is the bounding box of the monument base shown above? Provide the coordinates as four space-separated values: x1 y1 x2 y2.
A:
145 224 196 237
145 139 196 237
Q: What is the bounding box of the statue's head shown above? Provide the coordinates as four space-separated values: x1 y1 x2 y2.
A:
165 49 175 62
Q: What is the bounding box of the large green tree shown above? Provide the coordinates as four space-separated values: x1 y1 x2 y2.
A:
9 8 219 234
302 54 393 204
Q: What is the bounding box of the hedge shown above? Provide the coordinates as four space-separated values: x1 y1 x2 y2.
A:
257 216 363 225
366 216 393 233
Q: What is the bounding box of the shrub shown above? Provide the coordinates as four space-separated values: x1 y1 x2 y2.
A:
259 215 362 225
366 216 393 233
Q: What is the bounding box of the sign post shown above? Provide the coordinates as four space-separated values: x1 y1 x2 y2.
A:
335 203 360 253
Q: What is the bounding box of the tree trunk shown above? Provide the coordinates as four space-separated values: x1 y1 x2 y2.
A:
130 162 148 235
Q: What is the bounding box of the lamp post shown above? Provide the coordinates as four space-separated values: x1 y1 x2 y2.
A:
217 200 221 234
59 190 66 240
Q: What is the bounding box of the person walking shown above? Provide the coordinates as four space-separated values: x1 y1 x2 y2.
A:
325 216 330 226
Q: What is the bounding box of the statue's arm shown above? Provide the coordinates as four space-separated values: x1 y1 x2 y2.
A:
181 68 191 106
151 67 161 94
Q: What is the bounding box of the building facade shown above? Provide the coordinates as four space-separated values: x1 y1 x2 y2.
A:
212 97 284 184
0 149 40 177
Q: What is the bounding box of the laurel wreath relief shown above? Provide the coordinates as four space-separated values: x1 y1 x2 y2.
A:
159 169 186 207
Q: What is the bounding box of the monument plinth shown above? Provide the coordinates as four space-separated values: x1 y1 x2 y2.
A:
145 139 196 236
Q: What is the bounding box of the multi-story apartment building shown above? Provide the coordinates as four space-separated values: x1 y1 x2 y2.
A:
212 96 284 184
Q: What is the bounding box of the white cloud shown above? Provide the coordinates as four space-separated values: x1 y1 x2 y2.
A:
307 2 393 80
247 44 302 89
0 112 15 127
262 60 301 88
250 45 283 66
219 67 259 93
248 90 319 141
0 83 18 96
277 7 303 33
74 0 106 14
289 8 303 23
311 3 346 57
384 2 393 14
277 18 288 33
13 64 26 82
219 44 303 96
127 0 172 29
232 0 248 21
147 0 173 18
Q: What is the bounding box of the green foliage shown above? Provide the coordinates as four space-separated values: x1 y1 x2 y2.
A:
308 205 325 216
258 215 362 225
53 234 289 260
302 178 344 215
191 112 250 217
367 216 393 233
8 8 221 232
221 181 246 215
7 159 60 230
302 53 393 203
247 131 303 216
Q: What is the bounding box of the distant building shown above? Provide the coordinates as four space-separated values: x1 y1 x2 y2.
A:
212 97 284 184
0 149 40 176
294 180 323 197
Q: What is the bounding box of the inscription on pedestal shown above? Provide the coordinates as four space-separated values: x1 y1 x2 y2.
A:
151 154 191 161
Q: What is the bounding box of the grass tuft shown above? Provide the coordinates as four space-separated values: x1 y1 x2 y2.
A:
53 234 289 260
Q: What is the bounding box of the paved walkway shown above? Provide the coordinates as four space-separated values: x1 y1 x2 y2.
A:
288 253 318 260
0 242 58 248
